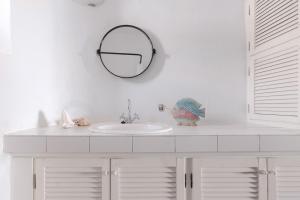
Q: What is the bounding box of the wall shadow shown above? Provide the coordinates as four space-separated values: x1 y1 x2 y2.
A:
37 111 49 128
124 29 169 83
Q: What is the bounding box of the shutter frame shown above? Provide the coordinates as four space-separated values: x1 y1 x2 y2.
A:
250 0 300 54
247 0 300 128
111 158 184 200
192 158 267 200
35 158 110 200
248 39 300 127
268 158 300 200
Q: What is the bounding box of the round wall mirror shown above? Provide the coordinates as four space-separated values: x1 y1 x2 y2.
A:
97 25 156 78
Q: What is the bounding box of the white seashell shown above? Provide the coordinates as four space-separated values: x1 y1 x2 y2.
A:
61 110 75 129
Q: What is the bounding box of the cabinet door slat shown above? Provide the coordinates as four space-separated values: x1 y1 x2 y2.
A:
254 0 299 47
111 158 182 200
268 159 300 200
192 159 266 200
36 159 109 200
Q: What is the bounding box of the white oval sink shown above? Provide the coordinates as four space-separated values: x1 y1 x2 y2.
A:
89 122 173 135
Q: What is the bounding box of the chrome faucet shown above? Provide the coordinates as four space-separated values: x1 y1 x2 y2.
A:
120 99 140 124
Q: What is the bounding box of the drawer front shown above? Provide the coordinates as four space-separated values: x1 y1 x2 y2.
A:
4 136 46 153
261 136 300 152
90 137 132 153
133 136 175 153
218 136 260 152
47 136 89 153
176 136 217 152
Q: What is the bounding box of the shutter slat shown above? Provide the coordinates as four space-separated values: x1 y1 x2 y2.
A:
120 172 176 178
275 165 300 199
256 0 295 19
253 47 299 117
118 166 176 200
200 166 259 200
121 168 176 173
46 198 99 200
255 0 299 47
44 167 102 200
256 3 298 32
121 183 176 188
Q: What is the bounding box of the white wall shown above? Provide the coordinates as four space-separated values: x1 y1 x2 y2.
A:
0 0 247 138
111 0 247 124
0 1 119 199
0 0 12 54
0 0 247 132
0 0 120 132
0 1 246 200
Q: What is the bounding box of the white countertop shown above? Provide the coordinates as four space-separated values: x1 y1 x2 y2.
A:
5 122 300 136
4 122 300 154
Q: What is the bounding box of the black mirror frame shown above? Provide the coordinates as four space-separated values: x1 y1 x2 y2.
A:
97 25 156 78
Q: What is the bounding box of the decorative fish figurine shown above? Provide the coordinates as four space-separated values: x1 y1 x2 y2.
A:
172 98 206 126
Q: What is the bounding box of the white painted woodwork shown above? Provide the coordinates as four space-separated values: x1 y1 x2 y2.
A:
133 136 175 153
175 136 217 152
35 158 110 200
11 157 33 200
247 0 300 127
7 134 300 153
248 39 300 126
218 136 260 152
259 158 268 200
111 158 184 200
248 0 300 54
192 158 267 200
260 135 300 151
90 136 132 153
268 158 300 200
12 156 300 200
4 136 46 153
47 136 89 153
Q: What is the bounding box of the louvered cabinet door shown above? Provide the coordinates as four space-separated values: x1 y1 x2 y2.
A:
248 39 300 126
248 0 300 53
35 158 110 200
111 158 185 200
192 158 267 200
268 158 300 200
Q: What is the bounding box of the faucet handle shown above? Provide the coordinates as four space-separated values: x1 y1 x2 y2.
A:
120 113 126 120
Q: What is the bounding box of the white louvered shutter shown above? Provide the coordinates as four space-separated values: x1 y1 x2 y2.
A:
247 0 300 127
35 158 110 200
249 0 300 53
111 158 185 200
268 158 300 200
192 158 267 200
248 40 300 126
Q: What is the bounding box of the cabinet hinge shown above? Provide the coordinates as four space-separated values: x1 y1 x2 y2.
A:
268 170 276 176
184 173 187 188
248 41 251 52
33 174 36 189
248 67 251 76
248 104 250 113
248 5 251 16
190 173 193 188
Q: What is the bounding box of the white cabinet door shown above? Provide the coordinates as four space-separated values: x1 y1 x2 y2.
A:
247 39 300 127
268 158 300 200
247 0 300 54
35 158 110 200
111 158 185 200
192 158 267 200
246 0 300 127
